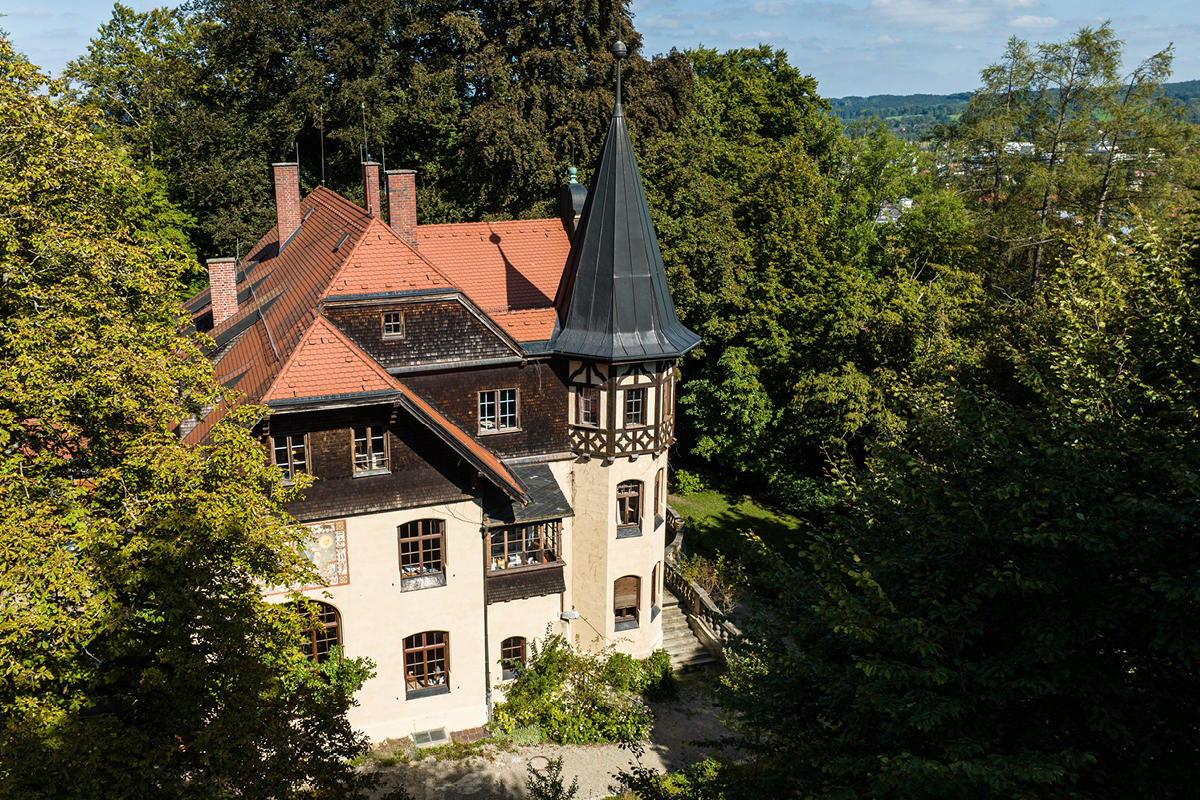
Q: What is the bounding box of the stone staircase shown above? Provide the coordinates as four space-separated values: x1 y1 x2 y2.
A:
661 591 717 671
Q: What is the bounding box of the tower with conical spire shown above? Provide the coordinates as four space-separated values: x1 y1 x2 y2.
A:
556 41 700 657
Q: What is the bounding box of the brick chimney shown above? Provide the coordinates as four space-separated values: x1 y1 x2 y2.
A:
272 162 301 247
207 257 238 326
363 161 382 218
387 169 417 247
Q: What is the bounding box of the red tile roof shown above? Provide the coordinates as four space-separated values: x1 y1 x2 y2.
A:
325 217 455 297
416 219 570 341
263 315 396 402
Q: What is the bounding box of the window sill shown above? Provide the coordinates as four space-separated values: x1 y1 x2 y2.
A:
406 684 450 700
616 526 642 539
614 619 639 632
352 468 391 478
478 428 521 436
401 572 446 592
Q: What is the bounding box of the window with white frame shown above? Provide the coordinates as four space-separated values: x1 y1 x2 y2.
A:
624 387 646 427
272 433 307 481
576 385 599 426
353 425 388 473
479 388 518 433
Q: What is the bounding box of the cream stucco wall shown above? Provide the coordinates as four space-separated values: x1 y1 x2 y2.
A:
568 450 667 658
281 499 491 741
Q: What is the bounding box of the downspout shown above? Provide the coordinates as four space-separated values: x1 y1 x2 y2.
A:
481 524 493 720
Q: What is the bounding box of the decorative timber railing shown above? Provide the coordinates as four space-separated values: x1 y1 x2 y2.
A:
663 504 741 662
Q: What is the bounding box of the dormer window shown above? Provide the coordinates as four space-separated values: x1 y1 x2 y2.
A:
382 311 405 339
353 425 388 474
272 433 307 481
479 388 518 433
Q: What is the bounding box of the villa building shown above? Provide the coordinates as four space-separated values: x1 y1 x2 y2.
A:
183 47 698 742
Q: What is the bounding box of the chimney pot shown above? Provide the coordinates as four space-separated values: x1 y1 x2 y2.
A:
207 257 238 326
363 161 382 218
272 162 301 247
386 169 418 248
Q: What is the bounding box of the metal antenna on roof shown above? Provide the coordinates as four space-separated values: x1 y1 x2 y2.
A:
361 101 369 162
612 40 626 109
381 146 387 173
294 140 299 168
319 105 326 185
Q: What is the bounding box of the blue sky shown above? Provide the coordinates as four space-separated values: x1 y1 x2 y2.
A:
4 0 1199 97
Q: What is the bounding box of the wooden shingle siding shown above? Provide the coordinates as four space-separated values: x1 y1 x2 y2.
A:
325 300 515 370
404 360 570 458
486 564 566 604
266 406 474 521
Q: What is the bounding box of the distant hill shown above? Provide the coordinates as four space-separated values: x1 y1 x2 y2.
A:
831 80 1200 141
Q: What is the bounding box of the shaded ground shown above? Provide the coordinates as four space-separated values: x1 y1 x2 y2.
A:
667 490 804 561
365 671 734 800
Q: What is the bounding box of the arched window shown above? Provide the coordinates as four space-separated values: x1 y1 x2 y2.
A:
617 480 643 531
295 600 341 663
614 575 640 630
500 636 526 680
651 562 659 608
399 519 445 578
404 631 448 696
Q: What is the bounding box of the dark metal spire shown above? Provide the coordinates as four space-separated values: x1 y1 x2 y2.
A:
552 41 700 363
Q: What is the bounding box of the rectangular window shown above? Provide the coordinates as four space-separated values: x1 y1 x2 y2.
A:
399 519 445 578
489 521 560 571
272 434 307 481
624 387 646 427
382 311 405 339
576 385 599 426
404 631 448 696
353 425 388 473
479 388 518 433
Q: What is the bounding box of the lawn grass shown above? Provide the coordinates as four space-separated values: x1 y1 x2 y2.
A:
668 489 805 560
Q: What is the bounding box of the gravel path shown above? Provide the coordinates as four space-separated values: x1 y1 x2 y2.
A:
366 676 733 800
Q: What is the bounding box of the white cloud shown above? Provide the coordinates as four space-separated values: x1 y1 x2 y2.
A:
999 0 1038 7
7 7 52 16
1011 14 1058 27
872 34 900 44
868 0 993 32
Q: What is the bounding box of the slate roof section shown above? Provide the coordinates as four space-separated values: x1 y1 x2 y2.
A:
484 463 573 526
416 219 569 342
552 98 701 362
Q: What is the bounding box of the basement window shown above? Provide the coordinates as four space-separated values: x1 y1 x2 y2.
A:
411 728 448 748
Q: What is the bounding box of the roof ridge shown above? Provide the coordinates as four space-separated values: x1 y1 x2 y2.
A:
417 218 561 232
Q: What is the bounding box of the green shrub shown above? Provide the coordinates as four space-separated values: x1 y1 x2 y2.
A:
676 552 742 612
672 470 707 497
493 632 654 745
641 649 678 701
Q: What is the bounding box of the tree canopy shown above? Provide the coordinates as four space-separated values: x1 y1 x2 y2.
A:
0 38 374 799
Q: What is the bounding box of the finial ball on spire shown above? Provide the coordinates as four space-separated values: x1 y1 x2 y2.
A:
611 41 627 59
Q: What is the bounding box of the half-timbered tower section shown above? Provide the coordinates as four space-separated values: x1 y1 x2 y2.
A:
183 45 698 741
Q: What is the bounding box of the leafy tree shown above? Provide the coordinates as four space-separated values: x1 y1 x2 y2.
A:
642 51 980 512
0 39 375 799
694 218 1200 798
947 23 1197 289
67 0 694 254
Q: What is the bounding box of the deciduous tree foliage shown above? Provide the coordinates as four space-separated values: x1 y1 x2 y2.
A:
946 23 1198 289
67 0 694 255
0 39 374 799
696 220 1200 799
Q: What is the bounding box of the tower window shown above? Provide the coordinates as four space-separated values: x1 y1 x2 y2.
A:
624 388 646 426
614 576 640 630
617 480 643 533
576 385 599 426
